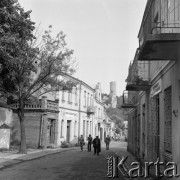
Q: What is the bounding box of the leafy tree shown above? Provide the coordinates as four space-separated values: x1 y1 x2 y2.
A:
106 107 125 134
0 0 76 153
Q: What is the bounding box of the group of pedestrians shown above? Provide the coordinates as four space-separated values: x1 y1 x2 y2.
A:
78 134 111 156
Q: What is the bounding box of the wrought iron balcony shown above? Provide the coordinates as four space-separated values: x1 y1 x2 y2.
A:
138 0 180 61
121 91 138 108
87 106 95 114
126 60 151 91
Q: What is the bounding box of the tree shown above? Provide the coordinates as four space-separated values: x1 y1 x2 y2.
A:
0 0 76 153
106 107 125 134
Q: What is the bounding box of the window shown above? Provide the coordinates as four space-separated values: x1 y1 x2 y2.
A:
90 121 92 135
83 120 85 136
84 91 86 107
68 90 72 103
90 94 93 106
60 120 64 137
62 90 65 101
87 93 90 106
95 106 97 117
74 121 77 136
86 121 89 138
75 88 78 105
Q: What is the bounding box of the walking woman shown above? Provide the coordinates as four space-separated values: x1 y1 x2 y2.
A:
79 135 85 151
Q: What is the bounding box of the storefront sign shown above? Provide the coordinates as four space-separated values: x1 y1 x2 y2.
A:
151 79 162 97
65 111 77 117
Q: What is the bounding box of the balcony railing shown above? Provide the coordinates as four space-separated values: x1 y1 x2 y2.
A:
87 106 95 114
11 97 59 112
126 60 151 91
121 91 138 108
138 0 180 61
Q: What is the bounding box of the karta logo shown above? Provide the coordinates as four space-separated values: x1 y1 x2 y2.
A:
107 156 179 178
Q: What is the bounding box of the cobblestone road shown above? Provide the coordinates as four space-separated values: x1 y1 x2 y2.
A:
0 142 127 180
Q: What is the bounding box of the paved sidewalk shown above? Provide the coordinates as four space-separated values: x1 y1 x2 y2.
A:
112 142 154 180
0 146 78 169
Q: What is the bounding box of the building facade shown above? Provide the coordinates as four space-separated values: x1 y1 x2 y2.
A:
11 77 106 148
122 0 180 179
58 80 96 145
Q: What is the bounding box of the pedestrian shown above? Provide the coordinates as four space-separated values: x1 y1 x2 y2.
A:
87 134 92 152
93 136 101 156
79 135 85 151
105 135 111 150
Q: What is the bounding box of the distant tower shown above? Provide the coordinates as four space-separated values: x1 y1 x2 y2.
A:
95 82 102 102
110 81 116 95
109 81 117 108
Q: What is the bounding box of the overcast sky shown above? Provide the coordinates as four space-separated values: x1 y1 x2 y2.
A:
18 0 147 96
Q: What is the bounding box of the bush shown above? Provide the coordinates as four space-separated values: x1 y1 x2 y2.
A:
61 141 72 148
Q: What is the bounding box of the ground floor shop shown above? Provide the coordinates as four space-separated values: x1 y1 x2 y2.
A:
127 62 180 179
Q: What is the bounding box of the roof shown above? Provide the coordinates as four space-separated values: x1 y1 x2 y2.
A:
0 123 11 129
0 102 11 109
62 74 95 92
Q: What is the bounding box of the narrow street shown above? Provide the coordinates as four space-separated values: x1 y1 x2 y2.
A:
0 142 127 180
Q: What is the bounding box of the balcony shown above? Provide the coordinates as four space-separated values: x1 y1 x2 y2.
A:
126 60 151 91
11 97 59 112
121 91 138 108
138 0 180 61
87 106 95 114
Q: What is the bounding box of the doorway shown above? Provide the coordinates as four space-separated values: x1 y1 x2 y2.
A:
66 120 71 143
47 119 56 144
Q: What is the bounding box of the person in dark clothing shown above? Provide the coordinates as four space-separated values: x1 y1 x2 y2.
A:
87 134 92 152
93 136 101 156
105 135 111 150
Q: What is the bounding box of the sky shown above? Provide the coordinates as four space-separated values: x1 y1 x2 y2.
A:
18 0 147 96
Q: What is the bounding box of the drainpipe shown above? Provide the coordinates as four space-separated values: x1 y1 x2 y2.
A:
78 82 82 143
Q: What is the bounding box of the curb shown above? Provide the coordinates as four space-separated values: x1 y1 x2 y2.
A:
0 147 77 170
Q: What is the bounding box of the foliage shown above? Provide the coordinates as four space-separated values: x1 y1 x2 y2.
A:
61 141 72 148
0 0 76 153
106 107 125 134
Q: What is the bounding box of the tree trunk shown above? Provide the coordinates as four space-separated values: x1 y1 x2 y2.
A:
17 107 27 154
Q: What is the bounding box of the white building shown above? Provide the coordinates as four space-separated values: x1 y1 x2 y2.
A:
56 78 105 145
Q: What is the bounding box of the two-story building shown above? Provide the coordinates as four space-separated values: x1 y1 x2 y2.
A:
58 78 96 145
122 0 180 178
46 76 105 145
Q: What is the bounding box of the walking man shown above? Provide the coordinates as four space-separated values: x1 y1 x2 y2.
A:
87 134 92 152
105 135 111 150
79 135 85 151
93 136 101 156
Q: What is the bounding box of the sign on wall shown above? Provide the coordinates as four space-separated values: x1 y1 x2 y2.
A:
150 79 162 97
